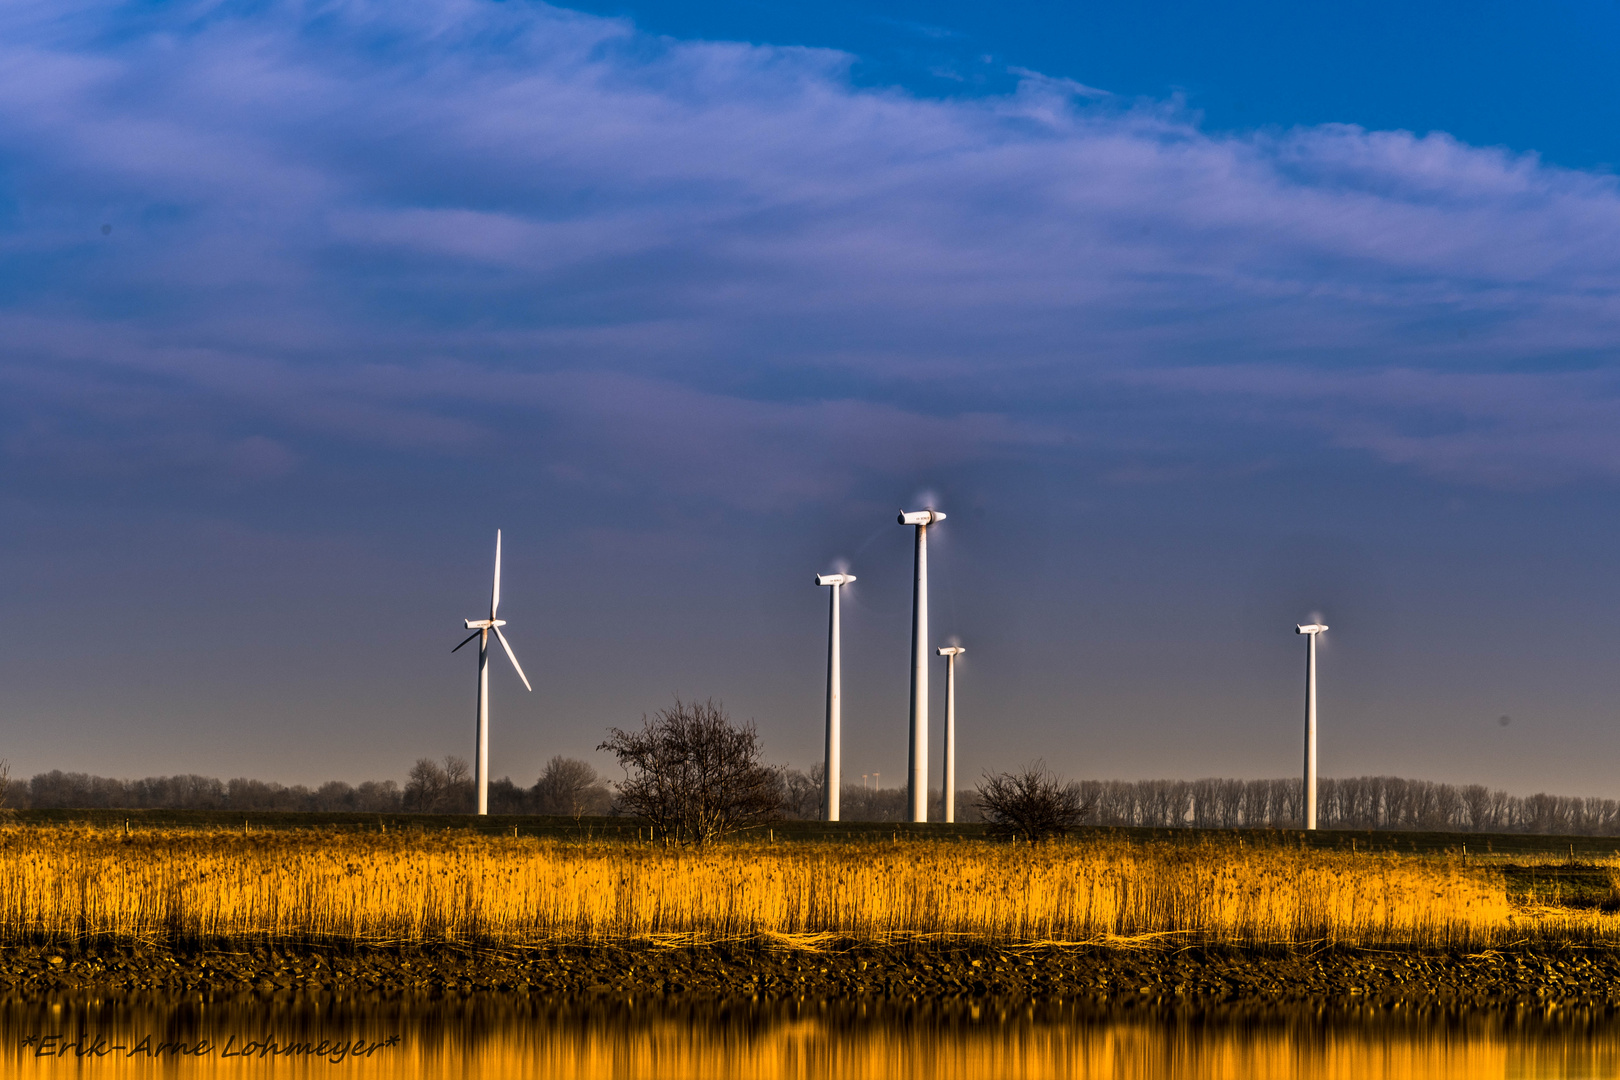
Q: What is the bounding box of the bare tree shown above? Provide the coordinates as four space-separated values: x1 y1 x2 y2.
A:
533 756 612 817
354 780 403 812
403 758 445 811
441 756 474 812
779 764 824 820
598 698 782 844
402 756 474 813
975 762 1090 841
838 782 909 822
409 760 441 808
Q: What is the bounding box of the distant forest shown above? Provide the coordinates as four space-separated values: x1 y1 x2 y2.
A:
1075 777 1620 836
6 764 1620 835
10 756 618 817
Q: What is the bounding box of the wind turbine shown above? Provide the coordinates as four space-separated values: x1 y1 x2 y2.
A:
816 571 856 822
898 507 945 823
452 530 532 816
1295 621 1328 831
937 645 965 824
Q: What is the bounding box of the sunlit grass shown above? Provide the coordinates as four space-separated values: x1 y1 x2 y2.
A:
0 826 1613 949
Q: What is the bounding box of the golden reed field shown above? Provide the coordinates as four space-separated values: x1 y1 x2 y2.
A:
0 826 1613 950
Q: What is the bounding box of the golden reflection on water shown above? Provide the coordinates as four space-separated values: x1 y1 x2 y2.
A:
0 994 1616 1079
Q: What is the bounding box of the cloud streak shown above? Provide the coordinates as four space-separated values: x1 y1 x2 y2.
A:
4 0 1620 504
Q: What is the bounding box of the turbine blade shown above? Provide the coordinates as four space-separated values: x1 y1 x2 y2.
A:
451 629 481 654
491 529 502 620
492 625 532 691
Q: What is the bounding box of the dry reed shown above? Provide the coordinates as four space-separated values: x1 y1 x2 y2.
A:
0 827 1610 950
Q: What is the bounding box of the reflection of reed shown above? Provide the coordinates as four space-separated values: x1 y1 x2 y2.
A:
0 828 1610 948
2 991 1620 1079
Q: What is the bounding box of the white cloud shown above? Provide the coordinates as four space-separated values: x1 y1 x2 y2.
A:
3 0 1620 499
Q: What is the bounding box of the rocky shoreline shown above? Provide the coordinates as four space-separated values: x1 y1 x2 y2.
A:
1 943 1618 1006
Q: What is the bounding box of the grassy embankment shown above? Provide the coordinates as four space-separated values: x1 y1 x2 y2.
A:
0 821 1617 951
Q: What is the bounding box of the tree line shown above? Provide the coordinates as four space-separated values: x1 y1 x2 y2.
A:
1079 776 1620 835
10 759 964 821
14 755 614 816
9 693 1618 838
20 767 1620 836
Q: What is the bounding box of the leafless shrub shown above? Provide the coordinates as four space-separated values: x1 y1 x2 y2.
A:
975 762 1090 841
598 698 782 844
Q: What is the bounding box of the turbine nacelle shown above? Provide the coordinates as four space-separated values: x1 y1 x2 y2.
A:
463 619 506 630
1296 623 1329 635
898 509 946 526
815 573 857 587
937 646 965 656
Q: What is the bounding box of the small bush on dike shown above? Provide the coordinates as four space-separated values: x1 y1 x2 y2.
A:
975 762 1091 841
599 698 782 845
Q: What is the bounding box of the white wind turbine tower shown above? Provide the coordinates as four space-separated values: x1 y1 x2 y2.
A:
937 645 965 824
816 571 856 822
899 507 945 823
452 530 532 816
1295 620 1328 831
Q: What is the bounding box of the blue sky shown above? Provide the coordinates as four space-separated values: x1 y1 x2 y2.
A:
572 0 1620 170
4 0 1620 796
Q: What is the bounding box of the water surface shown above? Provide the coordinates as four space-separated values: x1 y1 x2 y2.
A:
2 991 1617 1078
